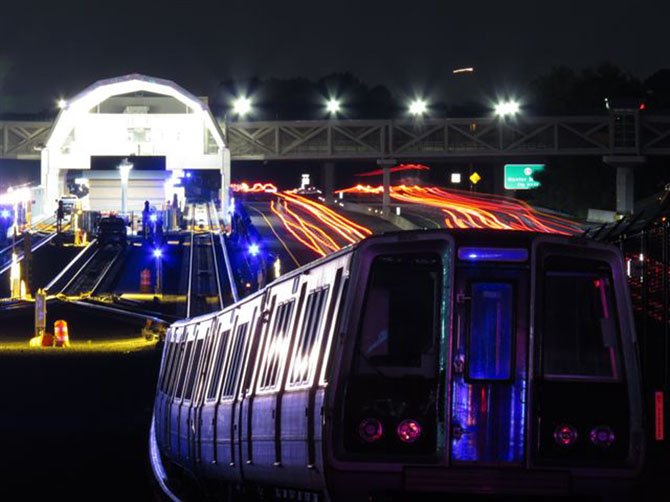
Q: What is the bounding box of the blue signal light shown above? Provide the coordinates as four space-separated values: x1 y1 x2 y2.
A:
248 243 260 256
149 214 158 223
0 209 9 218
153 248 163 259
458 247 528 262
186 172 192 178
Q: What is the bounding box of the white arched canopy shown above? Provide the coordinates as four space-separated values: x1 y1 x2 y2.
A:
41 73 230 217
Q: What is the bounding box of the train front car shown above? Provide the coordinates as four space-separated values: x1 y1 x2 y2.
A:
327 230 644 501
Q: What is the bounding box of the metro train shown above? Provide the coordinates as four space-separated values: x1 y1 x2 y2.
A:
150 229 645 501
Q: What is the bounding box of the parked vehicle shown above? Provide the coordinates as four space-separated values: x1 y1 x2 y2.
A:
96 215 127 247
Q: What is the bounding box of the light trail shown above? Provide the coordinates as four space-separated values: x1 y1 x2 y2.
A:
355 163 430 177
269 191 372 257
335 184 583 235
231 182 278 193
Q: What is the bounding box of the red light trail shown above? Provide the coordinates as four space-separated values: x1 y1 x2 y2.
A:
270 191 372 257
231 182 278 193
335 184 582 235
355 163 430 177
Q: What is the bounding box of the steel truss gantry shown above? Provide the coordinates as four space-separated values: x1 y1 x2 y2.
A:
3 114 670 161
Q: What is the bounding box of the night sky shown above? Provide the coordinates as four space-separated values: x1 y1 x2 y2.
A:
1 0 667 114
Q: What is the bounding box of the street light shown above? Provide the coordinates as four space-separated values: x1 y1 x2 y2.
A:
326 98 341 116
118 158 133 215
494 100 520 118
409 98 428 117
232 96 252 117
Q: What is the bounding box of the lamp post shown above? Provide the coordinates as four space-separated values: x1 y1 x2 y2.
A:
153 248 163 295
118 158 133 215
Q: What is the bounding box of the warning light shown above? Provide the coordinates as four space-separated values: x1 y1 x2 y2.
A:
639 103 646 111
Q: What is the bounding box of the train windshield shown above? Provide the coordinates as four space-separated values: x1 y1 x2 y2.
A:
542 257 621 380
355 253 442 375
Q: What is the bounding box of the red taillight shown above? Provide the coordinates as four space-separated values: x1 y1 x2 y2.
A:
553 424 578 447
397 419 422 443
590 425 615 448
357 418 383 443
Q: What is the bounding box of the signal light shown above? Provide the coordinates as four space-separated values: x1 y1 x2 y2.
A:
590 425 615 448
553 424 578 447
357 418 383 443
397 419 422 443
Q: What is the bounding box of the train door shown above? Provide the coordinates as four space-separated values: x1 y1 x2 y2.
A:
450 263 529 465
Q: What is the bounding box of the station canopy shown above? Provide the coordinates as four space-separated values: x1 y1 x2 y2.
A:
41 73 229 213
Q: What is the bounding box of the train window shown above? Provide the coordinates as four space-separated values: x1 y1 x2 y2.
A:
162 328 185 393
467 282 514 380
196 327 217 400
288 287 330 387
221 322 249 399
355 253 441 373
158 341 176 392
184 339 204 400
174 340 194 400
205 329 231 400
166 341 186 396
542 263 621 380
258 300 295 391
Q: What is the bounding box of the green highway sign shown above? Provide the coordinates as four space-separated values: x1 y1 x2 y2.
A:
504 164 545 190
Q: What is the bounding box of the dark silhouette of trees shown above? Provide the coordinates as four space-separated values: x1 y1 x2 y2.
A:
529 63 643 115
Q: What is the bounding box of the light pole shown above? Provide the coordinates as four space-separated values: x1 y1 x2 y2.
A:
153 248 163 295
118 158 133 215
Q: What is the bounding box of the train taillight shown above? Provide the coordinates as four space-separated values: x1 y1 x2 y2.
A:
357 418 383 443
396 419 422 444
553 424 579 447
589 425 615 448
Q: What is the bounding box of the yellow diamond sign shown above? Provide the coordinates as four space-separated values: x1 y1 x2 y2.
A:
469 172 481 184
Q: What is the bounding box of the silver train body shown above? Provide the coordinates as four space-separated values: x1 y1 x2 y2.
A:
150 229 644 501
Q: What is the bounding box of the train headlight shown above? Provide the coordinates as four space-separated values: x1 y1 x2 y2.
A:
553 423 578 447
589 425 615 448
357 418 383 443
397 419 422 443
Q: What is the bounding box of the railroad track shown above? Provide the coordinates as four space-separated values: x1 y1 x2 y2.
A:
59 244 125 297
184 202 225 318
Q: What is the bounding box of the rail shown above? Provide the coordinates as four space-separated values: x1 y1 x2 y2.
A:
44 239 97 291
0 232 59 276
206 203 225 311
185 206 195 318
59 245 123 296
